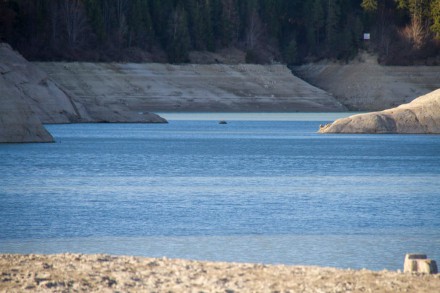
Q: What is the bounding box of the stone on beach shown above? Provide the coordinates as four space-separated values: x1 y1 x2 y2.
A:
404 254 438 274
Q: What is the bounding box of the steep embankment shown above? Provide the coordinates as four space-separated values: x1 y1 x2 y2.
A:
0 43 166 142
319 89 440 134
35 62 347 113
294 53 440 111
0 76 53 143
0 44 53 143
0 44 88 124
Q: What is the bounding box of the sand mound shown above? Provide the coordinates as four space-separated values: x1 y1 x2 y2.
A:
319 89 440 133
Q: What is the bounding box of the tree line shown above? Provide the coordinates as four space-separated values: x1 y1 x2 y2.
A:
1 0 439 65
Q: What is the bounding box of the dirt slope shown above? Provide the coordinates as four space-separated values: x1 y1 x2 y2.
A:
294 53 440 111
35 62 347 113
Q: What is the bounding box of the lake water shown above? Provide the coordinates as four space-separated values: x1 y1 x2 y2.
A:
1 113 439 271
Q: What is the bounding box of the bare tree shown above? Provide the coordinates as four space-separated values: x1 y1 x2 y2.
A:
62 0 87 49
246 9 263 49
115 0 128 48
221 0 240 44
400 18 427 48
49 0 61 50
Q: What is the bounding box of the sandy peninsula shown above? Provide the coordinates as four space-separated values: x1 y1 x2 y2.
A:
1 254 439 292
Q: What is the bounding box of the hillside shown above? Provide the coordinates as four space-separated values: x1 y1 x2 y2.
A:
2 1 440 65
293 53 440 111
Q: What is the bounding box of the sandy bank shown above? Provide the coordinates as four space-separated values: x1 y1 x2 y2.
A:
293 53 440 111
1 254 439 292
34 62 347 113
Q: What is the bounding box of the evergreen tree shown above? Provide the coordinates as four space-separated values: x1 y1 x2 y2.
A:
85 0 106 42
166 3 191 62
1 0 439 63
284 38 298 64
362 0 378 11
325 0 340 56
311 0 325 52
431 0 440 38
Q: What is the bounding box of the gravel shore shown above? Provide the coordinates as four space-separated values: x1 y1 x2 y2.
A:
1 254 439 292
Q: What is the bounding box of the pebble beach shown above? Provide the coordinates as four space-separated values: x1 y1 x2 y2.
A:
1 254 439 292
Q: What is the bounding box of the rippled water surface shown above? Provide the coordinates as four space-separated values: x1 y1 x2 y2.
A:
1 113 439 270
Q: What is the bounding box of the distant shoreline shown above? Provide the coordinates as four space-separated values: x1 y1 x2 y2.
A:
150 112 358 121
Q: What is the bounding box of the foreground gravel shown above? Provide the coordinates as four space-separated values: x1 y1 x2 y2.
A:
1 254 439 292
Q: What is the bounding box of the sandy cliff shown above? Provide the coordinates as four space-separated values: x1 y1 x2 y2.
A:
319 89 440 134
294 53 440 111
35 62 347 113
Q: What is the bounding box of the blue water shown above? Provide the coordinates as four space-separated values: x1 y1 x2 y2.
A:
1 114 439 270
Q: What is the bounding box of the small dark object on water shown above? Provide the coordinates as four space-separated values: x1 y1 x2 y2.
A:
219 120 227 124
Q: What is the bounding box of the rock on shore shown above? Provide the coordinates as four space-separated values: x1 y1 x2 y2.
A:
1 254 440 292
319 89 440 134
35 62 347 113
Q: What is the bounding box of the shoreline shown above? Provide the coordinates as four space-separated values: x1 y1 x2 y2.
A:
1 253 439 292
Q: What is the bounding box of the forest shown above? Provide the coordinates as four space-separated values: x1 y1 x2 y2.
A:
1 0 440 65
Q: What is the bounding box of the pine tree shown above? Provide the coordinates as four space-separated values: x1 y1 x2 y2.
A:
431 0 440 38
312 0 325 50
166 2 191 62
325 0 340 56
85 0 106 43
361 0 378 11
